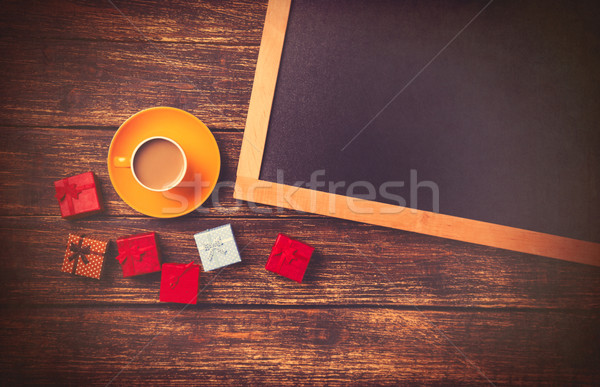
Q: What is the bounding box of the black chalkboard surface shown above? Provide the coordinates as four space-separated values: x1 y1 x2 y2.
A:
236 0 600 265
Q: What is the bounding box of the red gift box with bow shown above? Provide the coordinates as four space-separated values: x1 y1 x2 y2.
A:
265 234 314 283
159 262 200 304
61 234 108 279
116 232 161 277
54 171 103 219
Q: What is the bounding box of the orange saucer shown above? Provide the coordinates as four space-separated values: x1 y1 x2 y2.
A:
107 107 221 218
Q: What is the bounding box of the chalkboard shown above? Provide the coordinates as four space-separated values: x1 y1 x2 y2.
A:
235 0 600 266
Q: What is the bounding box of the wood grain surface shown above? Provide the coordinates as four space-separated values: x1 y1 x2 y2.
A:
0 0 598 385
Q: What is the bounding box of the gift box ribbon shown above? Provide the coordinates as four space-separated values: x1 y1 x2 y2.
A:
68 237 102 274
116 242 154 265
200 236 233 262
273 239 308 272
55 181 95 214
169 261 195 289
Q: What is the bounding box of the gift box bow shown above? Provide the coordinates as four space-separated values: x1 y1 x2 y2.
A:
55 180 95 213
55 181 94 201
200 236 233 262
273 239 308 272
169 262 196 289
68 237 103 274
116 241 154 265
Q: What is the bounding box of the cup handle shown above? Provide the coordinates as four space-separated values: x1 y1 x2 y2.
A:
113 156 130 168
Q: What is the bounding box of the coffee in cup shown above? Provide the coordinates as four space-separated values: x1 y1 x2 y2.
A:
129 136 187 191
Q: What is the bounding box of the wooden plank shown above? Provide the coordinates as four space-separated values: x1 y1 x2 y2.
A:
0 39 258 129
0 0 267 44
235 177 600 267
0 127 294 217
0 216 599 308
0 307 598 385
237 0 291 179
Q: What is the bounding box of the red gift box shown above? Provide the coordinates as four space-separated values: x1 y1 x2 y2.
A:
265 234 314 283
159 262 200 304
62 233 108 279
116 232 161 277
54 171 103 219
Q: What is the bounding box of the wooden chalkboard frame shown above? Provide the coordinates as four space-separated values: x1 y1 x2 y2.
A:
234 0 600 266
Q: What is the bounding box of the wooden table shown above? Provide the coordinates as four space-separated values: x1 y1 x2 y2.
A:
1 1 598 385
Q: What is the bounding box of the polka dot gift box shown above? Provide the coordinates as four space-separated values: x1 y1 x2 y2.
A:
194 224 241 272
62 234 108 280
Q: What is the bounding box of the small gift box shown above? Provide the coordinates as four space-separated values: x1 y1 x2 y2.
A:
54 171 103 219
265 234 314 283
159 262 200 304
62 234 108 279
116 232 161 277
194 224 241 272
